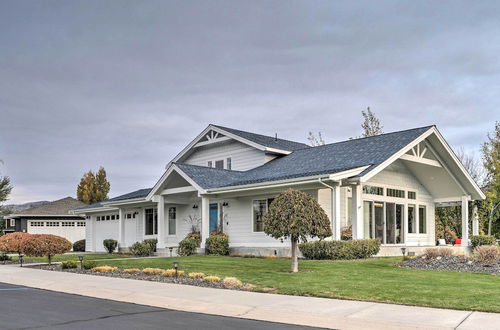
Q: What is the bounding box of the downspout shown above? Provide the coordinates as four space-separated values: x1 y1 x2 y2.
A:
318 178 337 240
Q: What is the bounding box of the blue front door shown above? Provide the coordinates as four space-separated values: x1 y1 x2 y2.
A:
209 203 218 234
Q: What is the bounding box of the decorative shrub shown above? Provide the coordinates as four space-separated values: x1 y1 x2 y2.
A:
473 245 499 265
188 272 205 279
142 268 165 275
0 254 11 261
423 247 453 259
129 241 152 256
143 239 157 253
22 234 72 264
203 276 221 283
82 260 98 270
223 277 242 288
299 239 381 260
103 239 118 253
205 233 229 256
471 235 497 249
123 268 141 274
178 237 201 256
73 239 85 252
92 265 117 273
163 269 185 277
61 260 78 269
0 232 31 253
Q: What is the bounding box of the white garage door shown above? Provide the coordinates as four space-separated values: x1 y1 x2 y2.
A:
27 220 86 243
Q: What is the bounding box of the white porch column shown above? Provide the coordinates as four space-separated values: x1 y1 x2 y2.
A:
461 196 469 247
118 208 125 249
200 196 210 249
157 195 166 249
472 204 479 236
351 185 364 239
333 185 341 240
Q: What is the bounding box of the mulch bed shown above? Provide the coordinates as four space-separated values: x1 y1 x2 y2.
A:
400 255 500 274
28 264 255 291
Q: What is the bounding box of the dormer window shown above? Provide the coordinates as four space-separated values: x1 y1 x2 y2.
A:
207 157 232 170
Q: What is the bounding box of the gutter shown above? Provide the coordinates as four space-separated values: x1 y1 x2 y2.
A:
318 178 337 240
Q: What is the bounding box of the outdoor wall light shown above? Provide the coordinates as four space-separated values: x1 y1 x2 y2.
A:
78 254 84 269
18 253 24 267
400 247 407 257
222 202 229 207
192 204 198 209
173 261 179 277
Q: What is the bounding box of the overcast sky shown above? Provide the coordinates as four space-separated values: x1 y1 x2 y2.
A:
1 1 499 204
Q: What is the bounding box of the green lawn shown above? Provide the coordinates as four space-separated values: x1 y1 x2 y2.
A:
94 256 500 312
25 253 134 263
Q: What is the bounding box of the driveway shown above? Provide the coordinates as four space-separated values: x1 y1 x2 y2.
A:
0 283 319 330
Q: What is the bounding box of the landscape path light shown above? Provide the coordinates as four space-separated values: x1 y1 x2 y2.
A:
78 254 84 269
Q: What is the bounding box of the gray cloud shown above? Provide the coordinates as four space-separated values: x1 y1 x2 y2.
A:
1 0 499 203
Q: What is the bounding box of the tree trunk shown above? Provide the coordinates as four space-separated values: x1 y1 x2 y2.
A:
291 238 298 273
48 255 52 265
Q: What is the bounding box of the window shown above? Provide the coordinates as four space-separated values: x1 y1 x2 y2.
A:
253 198 274 232
9 219 15 227
145 208 158 235
30 222 44 227
363 185 384 196
408 191 416 200
77 222 86 227
126 213 132 219
226 157 232 170
106 215 110 220
208 161 212 168
419 205 426 234
215 160 224 169
387 188 405 198
168 207 176 235
62 222 75 227
408 204 416 233
46 221 60 227
96 216 101 221
111 215 116 220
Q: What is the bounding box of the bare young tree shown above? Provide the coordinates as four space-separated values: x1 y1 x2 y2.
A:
307 131 326 146
456 147 485 187
361 107 383 137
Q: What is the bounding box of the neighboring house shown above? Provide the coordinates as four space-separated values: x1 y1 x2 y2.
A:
73 124 484 255
4 197 86 243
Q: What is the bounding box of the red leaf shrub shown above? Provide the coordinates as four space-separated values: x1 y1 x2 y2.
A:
22 234 72 264
0 232 31 253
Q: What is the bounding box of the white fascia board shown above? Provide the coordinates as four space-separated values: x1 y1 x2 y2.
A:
161 186 198 195
399 154 442 167
72 206 118 215
434 196 471 203
103 198 148 207
360 127 435 183
328 165 371 181
146 164 206 201
264 147 292 155
5 214 84 218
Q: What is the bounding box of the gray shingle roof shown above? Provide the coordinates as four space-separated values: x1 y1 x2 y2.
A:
9 197 86 216
75 188 152 210
178 126 433 189
213 125 310 151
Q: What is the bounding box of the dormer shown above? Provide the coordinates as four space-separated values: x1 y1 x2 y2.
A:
171 125 309 171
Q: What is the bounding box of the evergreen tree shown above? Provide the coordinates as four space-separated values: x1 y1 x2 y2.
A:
361 107 383 137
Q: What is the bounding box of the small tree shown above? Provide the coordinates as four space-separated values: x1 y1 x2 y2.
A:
361 107 383 137
76 167 111 205
21 234 72 264
0 232 30 254
263 189 332 272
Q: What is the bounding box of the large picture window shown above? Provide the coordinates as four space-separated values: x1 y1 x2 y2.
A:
168 207 176 235
145 208 158 235
253 198 274 232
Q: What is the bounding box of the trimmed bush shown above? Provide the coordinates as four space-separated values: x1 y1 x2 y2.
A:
82 260 98 270
223 277 242 288
471 235 497 249
61 260 78 269
143 239 157 253
423 247 454 259
205 233 229 256
188 272 205 279
123 268 141 274
163 269 185 277
142 268 165 275
103 239 118 254
203 276 221 283
0 232 31 253
129 241 152 256
178 237 201 256
73 239 85 252
22 234 72 264
473 245 499 265
299 239 381 260
92 265 117 273
0 254 11 262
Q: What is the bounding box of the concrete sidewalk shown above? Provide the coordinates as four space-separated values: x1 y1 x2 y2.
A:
0 266 498 330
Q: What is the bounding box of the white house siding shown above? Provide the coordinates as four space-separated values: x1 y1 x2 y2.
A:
184 140 267 171
366 160 435 246
85 217 93 251
27 220 86 244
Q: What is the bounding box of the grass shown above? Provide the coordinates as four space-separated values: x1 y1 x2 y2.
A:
94 255 500 312
24 253 134 263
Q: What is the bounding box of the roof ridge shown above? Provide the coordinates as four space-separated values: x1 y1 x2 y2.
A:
211 124 309 147
289 125 435 152
175 162 245 173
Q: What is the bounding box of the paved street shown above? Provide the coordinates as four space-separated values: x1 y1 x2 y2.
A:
0 282 320 330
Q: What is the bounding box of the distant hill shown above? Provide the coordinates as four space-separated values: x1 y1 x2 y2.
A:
3 201 50 213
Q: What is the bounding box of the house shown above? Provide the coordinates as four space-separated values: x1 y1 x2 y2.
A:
73 124 485 255
4 197 86 243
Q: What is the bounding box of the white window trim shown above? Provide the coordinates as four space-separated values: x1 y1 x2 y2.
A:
144 208 158 236
9 219 15 227
207 156 233 170
250 196 275 234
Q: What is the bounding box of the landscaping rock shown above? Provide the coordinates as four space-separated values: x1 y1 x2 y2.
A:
400 255 500 274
